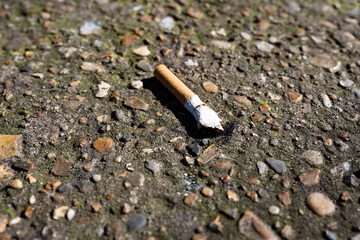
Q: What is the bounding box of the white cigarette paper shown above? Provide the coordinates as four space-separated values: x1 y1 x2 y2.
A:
154 64 224 131
184 95 223 131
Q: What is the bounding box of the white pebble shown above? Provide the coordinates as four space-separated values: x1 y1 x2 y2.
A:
321 93 332 108
67 208 76 220
269 205 280 215
159 17 175 30
114 155 122 163
29 195 36 204
240 32 252 40
131 81 143 89
47 152 56 159
9 217 21 226
92 174 102 182
95 81 111 98
184 59 198 67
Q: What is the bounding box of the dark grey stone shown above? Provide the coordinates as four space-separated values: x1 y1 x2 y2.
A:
127 214 146 231
266 158 287 174
57 183 73 193
187 142 202 156
136 60 153 72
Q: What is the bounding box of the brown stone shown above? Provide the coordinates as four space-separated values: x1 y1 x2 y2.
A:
51 195 65 202
191 234 206 240
51 157 72 177
311 54 339 72
221 175 231 183
212 161 231 171
299 169 320 186
13 159 34 171
184 193 199 207
227 190 239 202
0 214 8 233
124 172 145 188
201 187 213 197
258 20 270 30
0 135 22 160
202 82 218 93
249 178 261 185
197 145 221 165
341 191 352 202
160 48 171 56
186 7 203 18
10 179 23 189
208 215 223 233
234 96 252 106
24 206 34 218
93 138 113 153
124 96 149 111
246 191 259 203
74 138 88 148
121 35 136 45
295 28 305 37
238 211 280 240
0 164 13 182
259 104 270 113
91 202 102 212
277 192 291 206
301 150 323 166
284 91 303 103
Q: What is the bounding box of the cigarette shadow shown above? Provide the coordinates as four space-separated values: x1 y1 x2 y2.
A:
142 77 219 139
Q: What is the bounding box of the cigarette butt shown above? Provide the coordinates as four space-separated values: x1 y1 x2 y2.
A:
153 64 195 105
153 64 223 131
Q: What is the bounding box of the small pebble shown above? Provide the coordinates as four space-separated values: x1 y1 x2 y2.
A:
324 230 337 240
299 169 320 186
210 40 232 49
339 79 353 88
127 214 146 231
307 192 335 216
144 160 161 174
131 81 143 89
321 93 332 108
184 194 199 207
124 96 149 111
278 192 291 206
257 161 268 175
160 17 175 30
227 190 239 201
53 206 69 220
202 82 218 93
281 225 295 239
10 179 23 189
95 81 111 98
136 60 153 72
92 174 102 182
201 187 213 197
234 96 252 106
255 41 274 52
66 208 76 220
301 150 323 166
184 59 198 67
29 195 36 204
266 158 287 174
133 46 151 56
221 208 238 220
269 206 280 215
122 203 131 214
